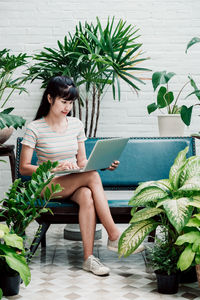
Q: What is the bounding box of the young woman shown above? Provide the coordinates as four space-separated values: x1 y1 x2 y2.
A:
20 76 143 276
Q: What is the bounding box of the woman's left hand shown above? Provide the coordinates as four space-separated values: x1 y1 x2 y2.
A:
107 160 120 171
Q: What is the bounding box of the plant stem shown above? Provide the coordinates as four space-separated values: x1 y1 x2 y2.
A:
85 92 89 136
1 88 15 108
94 87 101 137
89 84 96 137
172 81 190 113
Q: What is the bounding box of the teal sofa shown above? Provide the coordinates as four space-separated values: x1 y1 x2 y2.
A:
15 136 195 259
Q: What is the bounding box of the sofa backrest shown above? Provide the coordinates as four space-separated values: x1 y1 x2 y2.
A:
16 137 196 189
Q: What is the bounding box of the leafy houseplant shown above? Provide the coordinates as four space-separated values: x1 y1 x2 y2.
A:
0 223 31 297
175 212 200 286
0 160 62 239
28 17 150 137
147 71 200 126
0 49 28 132
146 236 180 294
118 146 200 258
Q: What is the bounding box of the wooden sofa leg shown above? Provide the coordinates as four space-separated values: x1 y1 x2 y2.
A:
41 234 46 248
27 222 50 262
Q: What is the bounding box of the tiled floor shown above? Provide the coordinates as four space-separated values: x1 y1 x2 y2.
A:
2 224 200 300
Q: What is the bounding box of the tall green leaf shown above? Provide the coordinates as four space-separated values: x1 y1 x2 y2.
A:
177 244 195 271
169 146 188 189
118 219 158 257
163 197 193 233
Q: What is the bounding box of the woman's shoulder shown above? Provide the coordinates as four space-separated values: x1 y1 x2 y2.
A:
26 118 46 131
68 116 84 127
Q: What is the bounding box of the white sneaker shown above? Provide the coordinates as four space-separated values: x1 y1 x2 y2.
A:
107 236 145 254
83 255 110 276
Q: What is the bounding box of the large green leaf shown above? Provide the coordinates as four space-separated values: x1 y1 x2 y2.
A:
3 233 24 250
152 71 175 91
186 37 200 53
179 156 200 186
163 197 193 233
178 176 200 192
147 102 158 114
130 207 163 223
180 105 193 126
169 146 188 189
177 244 195 271
175 231 200 245
0 223 9 234
0 245 31 286
130 186 168 206
157 87 174 109
0 110 26 130
118 219 158 257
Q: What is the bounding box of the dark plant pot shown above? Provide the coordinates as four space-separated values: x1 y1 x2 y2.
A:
0 273 21 296
155 272 179 294
180 266 197 283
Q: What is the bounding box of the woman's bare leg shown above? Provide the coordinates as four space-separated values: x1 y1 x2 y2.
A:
52 171 120 241
70 187 96 260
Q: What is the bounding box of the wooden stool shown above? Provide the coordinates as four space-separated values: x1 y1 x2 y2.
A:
0 144 16 182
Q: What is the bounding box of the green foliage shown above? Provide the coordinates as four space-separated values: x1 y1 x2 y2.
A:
0 288 2 299
176 213 200 271
0 49 28 130
0 160 62 237
119 147 200 260
0 224 31 286
27 17 150 137
147 70 200 126
146 236 180 275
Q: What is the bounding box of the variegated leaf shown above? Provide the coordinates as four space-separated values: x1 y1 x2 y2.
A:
178 176 200 192
130 207 163 223
156 179 172 190
187 201 200 209
130 186 168 206
169 146 188 187
118 219 158 257
163 197 193 233
170 164 185 190
179 156 200 186
156 197 172 208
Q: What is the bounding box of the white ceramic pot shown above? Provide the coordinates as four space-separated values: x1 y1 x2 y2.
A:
157 115 185 137
0 127 14 144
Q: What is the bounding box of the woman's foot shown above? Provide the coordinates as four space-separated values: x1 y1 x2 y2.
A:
82 255 110 276
107 235 145 253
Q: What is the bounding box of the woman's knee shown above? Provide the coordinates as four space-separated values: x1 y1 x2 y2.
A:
87 171 102 185
79 187 94 209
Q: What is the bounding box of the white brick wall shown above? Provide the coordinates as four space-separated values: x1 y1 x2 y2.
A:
1 0 200 197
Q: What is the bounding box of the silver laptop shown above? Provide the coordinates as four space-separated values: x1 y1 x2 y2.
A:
54 137 129 175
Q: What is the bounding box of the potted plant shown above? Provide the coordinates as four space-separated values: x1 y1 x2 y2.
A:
118 146 200 292
27 17 150 137
146 235 180 294
175 211 200 287
0 160 62 241
0 223 31 296
147 70 200 136
0 49 28 143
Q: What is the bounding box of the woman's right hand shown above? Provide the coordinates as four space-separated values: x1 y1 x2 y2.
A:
52 160 79 172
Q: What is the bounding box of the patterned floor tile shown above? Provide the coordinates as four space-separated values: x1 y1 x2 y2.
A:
1 223 199 300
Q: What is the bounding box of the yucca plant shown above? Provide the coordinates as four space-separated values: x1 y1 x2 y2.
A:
27 17 150 137
0 49 28 130
119 146 200 258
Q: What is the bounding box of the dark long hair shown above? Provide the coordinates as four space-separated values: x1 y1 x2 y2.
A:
34 76 78 120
